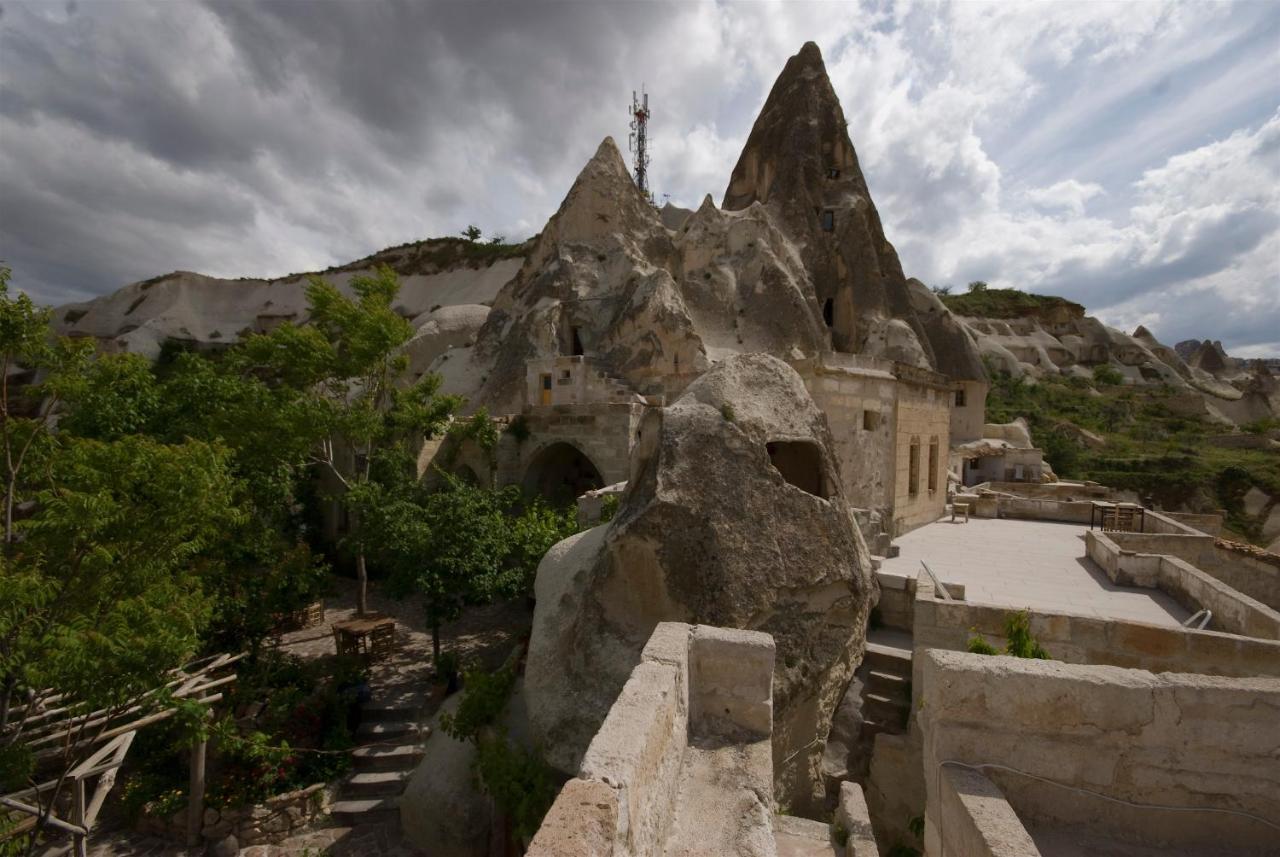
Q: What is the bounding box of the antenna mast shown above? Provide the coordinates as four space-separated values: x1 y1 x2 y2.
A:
628 87 652 203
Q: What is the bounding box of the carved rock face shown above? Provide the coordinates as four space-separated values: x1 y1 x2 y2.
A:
723 41 986 381
525 354 875 811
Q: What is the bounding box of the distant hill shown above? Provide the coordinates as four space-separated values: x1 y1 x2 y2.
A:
940 287 1084 320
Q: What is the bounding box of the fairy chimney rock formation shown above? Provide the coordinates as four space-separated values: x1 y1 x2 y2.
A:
722 41 985 382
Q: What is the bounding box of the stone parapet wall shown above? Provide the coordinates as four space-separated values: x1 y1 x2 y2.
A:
911 575 1280 680
1087 530 1280 639
932 765 1039 857
874 570 965 632
918 650 1280 853
527 622 776 857
1098 528 1280 611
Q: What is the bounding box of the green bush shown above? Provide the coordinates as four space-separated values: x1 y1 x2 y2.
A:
1092 364 1124 386
967 611 1050 659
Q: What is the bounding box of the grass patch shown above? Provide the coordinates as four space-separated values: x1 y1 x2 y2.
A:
985 370 1280 544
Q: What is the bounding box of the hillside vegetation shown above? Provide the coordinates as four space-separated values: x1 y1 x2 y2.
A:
941 288 1084 319
986 370 1279 544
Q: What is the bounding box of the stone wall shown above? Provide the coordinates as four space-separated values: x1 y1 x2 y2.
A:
892 375 950 536
919 650 1280 853
1087 530 1280 639
527 622 776 857
1099 529 1280 611
139 783 333 848
911 575 1280 680
934 766 1039 857
495 402 644 490
948 380 988 444
794 357 897 521
874 570 965 633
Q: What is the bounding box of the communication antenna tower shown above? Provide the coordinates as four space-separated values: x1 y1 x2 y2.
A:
628 87 652 203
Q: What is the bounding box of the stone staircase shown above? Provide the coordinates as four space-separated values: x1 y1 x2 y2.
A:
859 632 913 742
590 365 645 404
329 692 429 830
773 815 840 856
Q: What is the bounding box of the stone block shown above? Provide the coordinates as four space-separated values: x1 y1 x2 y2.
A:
526 778 619 857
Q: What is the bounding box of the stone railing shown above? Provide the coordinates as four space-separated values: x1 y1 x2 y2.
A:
919 650 1280 855
911 574 1280 681
1086 530 1280 639
527 622 775 857
1092 528 1280 611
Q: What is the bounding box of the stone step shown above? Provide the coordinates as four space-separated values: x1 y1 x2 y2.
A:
867 669 910 700
343 770 413 798
356 720 421 742
859 720 903 741
863 641 912 674
864 692 909 727
361 704 421 723
352 743 424 772
773 814 840 856
330 797 400 828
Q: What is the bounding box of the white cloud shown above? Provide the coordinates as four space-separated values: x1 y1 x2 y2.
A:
0 0 1276 354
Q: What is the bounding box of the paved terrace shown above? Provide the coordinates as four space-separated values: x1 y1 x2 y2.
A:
879 517 1189 626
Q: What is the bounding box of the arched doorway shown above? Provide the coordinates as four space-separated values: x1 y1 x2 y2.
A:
523 442 604 506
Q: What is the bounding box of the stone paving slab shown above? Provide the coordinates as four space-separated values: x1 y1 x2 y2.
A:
880 517 1189 627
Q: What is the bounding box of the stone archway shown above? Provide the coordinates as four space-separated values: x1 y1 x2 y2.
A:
522 442 604 506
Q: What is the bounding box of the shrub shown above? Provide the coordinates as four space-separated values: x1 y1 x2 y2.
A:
721 403 735 422
599 492 621 523
1092 364 1124 386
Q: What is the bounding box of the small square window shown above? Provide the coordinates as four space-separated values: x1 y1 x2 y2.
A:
827 167 840 179
821 210 835 232
955 389 966 407
863 410 879 431
560 369 572 380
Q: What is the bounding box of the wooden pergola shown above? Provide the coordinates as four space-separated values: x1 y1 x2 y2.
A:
0 652 242 857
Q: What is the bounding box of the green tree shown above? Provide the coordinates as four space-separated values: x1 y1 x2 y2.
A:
0 434 240 843
461 225 482 242
237 267 460 615
967 280 988 293
0 266 93 546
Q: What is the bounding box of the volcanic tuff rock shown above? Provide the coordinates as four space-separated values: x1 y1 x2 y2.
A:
722 42 986 381
524 354 876 811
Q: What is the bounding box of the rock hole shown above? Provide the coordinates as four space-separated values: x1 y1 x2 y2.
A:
766 440 827 498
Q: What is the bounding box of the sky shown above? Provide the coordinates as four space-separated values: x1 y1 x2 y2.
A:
1 0 1277 356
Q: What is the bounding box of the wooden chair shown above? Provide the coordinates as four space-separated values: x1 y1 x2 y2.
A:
369 622 396 660
332 625 358 658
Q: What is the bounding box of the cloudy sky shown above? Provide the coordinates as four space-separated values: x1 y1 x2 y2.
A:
2 1 1277 355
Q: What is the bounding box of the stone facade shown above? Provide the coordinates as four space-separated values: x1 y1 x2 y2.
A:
794 353 951 538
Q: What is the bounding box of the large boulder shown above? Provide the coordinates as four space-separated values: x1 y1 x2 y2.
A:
524 353 875 811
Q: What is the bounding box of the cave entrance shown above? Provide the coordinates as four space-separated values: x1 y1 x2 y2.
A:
766 440 827 498
523 442 604 506
822 298 834 328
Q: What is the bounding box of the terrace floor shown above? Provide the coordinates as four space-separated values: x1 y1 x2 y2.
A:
878 517 1189 627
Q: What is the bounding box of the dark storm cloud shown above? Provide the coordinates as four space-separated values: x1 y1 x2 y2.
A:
0 0 1276 355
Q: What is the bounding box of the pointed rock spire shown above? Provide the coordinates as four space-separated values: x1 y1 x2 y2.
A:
722 42 986 380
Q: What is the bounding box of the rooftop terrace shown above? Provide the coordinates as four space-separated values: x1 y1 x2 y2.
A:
879 517 1190 626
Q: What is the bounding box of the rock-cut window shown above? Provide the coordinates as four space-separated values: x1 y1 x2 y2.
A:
766 440 827 499
821 210 835 232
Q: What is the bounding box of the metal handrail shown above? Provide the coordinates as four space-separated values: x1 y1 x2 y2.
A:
1182 609 1212 631
920 560 954 601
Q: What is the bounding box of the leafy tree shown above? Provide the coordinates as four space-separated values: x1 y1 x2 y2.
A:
0 434 240 843
967 280 988 293
930 284 952 296
0 266 93 545
1092 364 1124 386
461 225 483 242
237 267 460 615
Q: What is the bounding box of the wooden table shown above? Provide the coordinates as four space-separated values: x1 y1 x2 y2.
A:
332 615 396 660
1090 501 1145 533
